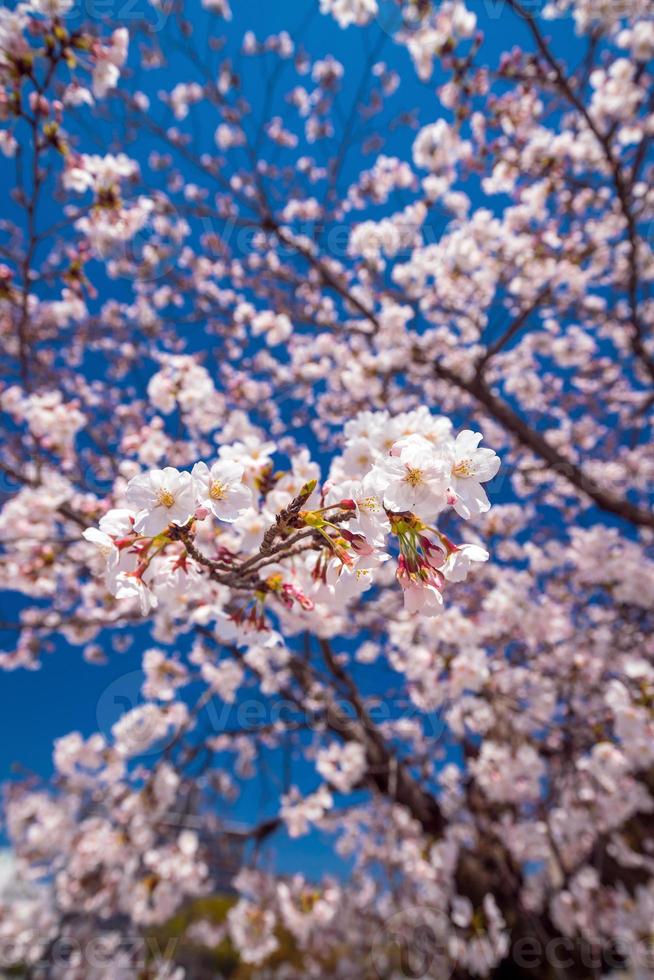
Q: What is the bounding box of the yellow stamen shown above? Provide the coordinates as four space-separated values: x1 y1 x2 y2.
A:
452 459 473 478
157 489 175 508
404 466 424 488
209 480 226 501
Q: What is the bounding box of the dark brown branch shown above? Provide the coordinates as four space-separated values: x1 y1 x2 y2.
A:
505 0 654 386
429 358 654 529
315 638 444 836
475 286 550 376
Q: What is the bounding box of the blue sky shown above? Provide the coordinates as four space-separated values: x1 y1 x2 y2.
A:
0 0 587 872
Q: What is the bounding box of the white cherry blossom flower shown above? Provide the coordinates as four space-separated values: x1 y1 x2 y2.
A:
31 0 75 16
200 659 244 703
280 786 333 838
325 556 375 601
92 27 128 100
316 742 367 793
399 575 444 616
227 901 279 965
445 431 500 519
219 436 276 481
319 0 378 29
114 572 158 615
375 436 449 518
82 527 121 586
192 459 252 522
142 649 189 702
251 310 293 346
202 0 232 17
111 702 187 758
126 468 195 537
98 508 133 537
327 471 390 545
442 543 490 582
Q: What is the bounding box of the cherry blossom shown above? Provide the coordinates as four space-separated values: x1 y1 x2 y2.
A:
319 0 378 29
227 900 279 964
0 0 653 976
126 468 196 536
375 435 450 518
191 459 253 522
445 430 501 519
316 742 367 793
442 542 489 582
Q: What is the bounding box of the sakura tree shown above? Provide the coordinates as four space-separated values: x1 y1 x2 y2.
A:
0 0 653 976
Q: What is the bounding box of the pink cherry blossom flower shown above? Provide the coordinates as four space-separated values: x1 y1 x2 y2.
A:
396 554 445 616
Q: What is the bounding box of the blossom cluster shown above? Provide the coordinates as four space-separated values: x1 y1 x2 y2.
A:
84 410 499 623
